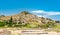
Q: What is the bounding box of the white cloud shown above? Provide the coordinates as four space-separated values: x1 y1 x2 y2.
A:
31 10 60 21
32 10 60 15
32 10 44 13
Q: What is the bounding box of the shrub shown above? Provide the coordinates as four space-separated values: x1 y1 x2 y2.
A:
0 22 5 27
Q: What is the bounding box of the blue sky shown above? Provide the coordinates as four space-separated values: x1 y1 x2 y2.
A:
0 0 60 21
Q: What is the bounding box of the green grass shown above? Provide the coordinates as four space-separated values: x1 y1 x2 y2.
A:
53 24 60 28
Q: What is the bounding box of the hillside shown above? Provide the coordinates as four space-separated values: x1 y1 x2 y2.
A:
0 11 55 23
0 11 59 28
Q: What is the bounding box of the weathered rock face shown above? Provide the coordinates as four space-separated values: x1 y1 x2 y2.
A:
0 11 56 24
0 29 11 35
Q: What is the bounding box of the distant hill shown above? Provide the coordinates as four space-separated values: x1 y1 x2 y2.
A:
0 15 5 17
0 11 55 23
0 11 59 28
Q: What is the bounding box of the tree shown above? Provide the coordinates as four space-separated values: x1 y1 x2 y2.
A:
21 11 30 15
55 21 60 23
45 22 55 28
8 16 13 27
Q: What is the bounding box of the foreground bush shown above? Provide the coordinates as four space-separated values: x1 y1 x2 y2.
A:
0 22 5 27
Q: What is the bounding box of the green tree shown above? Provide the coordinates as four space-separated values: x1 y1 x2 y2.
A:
21 11 30 15
45 22 55 28
8 16 13 27
55 21 60 23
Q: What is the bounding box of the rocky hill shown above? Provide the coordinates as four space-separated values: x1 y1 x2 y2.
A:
0 11 58 28
0 11 55 23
